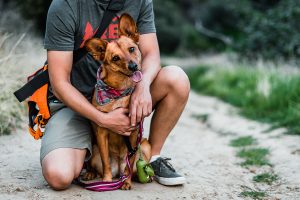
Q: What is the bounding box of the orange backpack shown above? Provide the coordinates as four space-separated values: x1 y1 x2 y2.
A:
14 65 51 140
27 65 51 139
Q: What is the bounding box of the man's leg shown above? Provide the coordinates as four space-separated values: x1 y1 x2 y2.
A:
149 65 190 185
40 106 92 190
150 65 190 156
42 148 86 190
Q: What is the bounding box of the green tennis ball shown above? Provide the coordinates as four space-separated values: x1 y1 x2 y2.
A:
136 159 152 183
144 165 154 176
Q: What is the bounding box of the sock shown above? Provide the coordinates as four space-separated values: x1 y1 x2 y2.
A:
150 155 161 163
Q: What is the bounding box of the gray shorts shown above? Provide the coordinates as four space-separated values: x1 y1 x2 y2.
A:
40 102 93 163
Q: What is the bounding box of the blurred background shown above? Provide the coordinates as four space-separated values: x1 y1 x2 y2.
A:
0 0 299 135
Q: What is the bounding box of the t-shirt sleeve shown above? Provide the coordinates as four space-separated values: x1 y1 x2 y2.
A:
137 0 156 35
44 0 77 51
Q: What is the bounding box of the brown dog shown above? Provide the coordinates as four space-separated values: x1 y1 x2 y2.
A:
83 14 151 190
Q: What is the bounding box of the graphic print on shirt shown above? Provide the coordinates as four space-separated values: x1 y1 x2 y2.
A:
80 16 120 48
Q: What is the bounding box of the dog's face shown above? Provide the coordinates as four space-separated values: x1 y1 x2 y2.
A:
85 14 142 83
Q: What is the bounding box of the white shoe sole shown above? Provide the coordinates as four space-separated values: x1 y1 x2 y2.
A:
155 176 186 186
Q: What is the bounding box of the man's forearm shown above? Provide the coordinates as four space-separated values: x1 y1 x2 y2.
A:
47 50 107 127
139 52 161 87
51 80 106 127
138 33 161 88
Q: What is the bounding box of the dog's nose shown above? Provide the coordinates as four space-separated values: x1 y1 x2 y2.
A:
128 61 138 72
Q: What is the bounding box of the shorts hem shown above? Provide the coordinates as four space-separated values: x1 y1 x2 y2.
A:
40 143 92 165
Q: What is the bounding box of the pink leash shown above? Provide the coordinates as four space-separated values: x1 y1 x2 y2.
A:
75 121 143 192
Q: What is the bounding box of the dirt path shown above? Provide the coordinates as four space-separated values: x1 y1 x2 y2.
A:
0 91 300 200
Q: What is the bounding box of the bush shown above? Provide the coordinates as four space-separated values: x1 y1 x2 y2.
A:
234 0 300 60
6 0 52 33
7 0 300 60
153 0 185 54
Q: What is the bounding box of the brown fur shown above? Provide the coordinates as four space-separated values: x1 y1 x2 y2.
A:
82 14 151 190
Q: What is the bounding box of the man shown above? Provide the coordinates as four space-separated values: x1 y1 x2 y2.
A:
42 0 190 190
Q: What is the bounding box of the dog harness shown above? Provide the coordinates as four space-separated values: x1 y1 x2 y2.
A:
95 68 134 105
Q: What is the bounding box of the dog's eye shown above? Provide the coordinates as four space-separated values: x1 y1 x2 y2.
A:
112 56 120 62
129 47 135 53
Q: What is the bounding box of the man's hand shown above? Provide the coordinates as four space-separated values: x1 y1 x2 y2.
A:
130 82 152 126
101 108 137 136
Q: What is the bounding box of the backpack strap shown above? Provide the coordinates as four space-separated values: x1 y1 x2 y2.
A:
14 67 49 102
13 0 125 102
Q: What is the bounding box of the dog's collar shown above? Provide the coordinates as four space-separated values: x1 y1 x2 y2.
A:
95 68 134 105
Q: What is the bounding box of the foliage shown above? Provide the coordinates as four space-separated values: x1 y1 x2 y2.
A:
153 0 185 54
253 173 278 185
0 7 46 135
237 148 270 166
5 0 300 59
3 0 52 33
187 65 300 135
230 136 257 147
240 189 266 200
234 0 300 60
0 85 24 135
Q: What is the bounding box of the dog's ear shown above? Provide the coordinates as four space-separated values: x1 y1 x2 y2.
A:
85 38 108 61
119 13 139 43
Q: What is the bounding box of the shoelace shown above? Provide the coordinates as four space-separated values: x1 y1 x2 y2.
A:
158 157 176 173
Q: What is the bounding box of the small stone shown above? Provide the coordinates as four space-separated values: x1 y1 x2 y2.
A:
15 187 24 192
249 167 256 173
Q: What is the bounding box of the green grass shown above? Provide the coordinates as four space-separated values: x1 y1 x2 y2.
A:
187 65 300 135
237 148 271 166
230 136 257 147
253 173 278 185
240 190 266 199
0 86 25 135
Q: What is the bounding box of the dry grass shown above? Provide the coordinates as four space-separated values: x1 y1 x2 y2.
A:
0 8 46 135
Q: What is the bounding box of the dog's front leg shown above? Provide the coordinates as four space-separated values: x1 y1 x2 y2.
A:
95 127 112 182
121 154 135 190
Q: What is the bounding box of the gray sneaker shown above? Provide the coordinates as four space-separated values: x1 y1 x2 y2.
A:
150 157 186 186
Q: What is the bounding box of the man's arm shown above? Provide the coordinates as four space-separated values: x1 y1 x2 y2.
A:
130 33 161 126
47 51 133 135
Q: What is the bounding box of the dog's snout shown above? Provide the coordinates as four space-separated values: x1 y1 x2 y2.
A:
128 61 138 72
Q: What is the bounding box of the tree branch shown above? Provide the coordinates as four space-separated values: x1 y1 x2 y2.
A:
0 33 13 49
194 20 232 45
0 33 26 63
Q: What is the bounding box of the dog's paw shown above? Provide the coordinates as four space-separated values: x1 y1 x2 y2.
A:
102 174 113 182
82 172 96 181
121 182 131 190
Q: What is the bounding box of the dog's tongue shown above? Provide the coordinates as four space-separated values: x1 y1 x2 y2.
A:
132 71 143 83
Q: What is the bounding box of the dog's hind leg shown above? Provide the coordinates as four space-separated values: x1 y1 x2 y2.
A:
82 145 99 181
132 138 151 175
140 138 151 162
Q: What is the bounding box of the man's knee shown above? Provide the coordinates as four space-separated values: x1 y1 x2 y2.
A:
162 65 190 98
42 162 76 190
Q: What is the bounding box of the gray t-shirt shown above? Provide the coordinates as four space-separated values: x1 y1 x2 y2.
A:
44 0 156 99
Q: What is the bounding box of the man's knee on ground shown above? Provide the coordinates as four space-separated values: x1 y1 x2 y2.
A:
42 163 75 190
163 65 190 98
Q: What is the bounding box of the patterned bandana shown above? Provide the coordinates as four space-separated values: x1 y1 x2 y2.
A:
95 68 134 105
